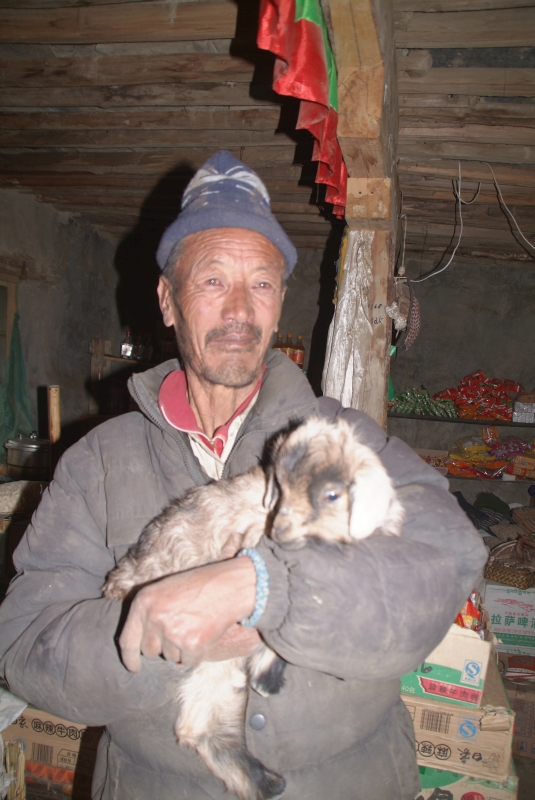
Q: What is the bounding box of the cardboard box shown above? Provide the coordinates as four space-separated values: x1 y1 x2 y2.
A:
497 652 535 684
401 625 492 707
504 679 535 760
415 761 518 800
2 706 102 776
25 761 92 800
512 455 535 479
402 657 515 781
484 581 535 656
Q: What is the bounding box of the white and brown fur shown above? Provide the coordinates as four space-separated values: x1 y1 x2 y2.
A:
103 415 404 800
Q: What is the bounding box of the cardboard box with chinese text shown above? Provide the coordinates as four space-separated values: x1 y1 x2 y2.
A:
2 706 102 776
484 581 535 656
402 657 514 781
503 677 535 760
414 761 518 800
400 624 492 707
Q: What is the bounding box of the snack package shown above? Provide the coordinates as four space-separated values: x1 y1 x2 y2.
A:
480 426 499 446
490 436 529 460
451 436 489 458
455 590 483 633
433 371 525 422
391 388 458 418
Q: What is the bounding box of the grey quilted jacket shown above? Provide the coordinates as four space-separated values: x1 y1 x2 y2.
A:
0 351 487 799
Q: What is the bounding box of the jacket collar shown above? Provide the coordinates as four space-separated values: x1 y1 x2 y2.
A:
128 350 318 439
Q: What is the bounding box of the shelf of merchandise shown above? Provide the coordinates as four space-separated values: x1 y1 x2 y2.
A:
387 413 535 429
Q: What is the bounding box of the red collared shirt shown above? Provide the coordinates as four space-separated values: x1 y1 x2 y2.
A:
158 368 264 476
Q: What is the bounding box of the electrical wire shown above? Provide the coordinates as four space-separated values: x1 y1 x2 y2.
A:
397 212 407 277
456 180 481 205
412 160 465 283
397 159 534 283
483 162 535 253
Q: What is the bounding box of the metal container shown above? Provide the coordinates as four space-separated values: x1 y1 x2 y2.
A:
5 433 50 481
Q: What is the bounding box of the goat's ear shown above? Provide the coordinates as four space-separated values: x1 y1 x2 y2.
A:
263 467 279 511
349 465 397 540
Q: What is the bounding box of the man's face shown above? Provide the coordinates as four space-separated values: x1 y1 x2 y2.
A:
157 228 286 390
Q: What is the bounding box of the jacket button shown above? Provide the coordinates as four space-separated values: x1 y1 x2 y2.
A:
249 713 266 731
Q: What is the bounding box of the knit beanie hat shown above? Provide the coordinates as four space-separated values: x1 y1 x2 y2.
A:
156 150 297 277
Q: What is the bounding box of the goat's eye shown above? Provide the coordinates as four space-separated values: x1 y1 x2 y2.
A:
324 490 339 502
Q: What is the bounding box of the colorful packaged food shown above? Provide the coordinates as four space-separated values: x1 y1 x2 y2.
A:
432 370 525 422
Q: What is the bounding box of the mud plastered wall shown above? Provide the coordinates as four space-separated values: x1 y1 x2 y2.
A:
388 260 535 449
0 189 122 436
277 245 337 394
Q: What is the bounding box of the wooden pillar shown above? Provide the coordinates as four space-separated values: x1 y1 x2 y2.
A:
48 385 61 477
327 0 398 428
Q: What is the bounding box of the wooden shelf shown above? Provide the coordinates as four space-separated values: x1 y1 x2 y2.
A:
103 353 152 367
388 413 535 428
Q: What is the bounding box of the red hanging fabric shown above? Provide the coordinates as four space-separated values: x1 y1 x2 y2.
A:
257 0 347 217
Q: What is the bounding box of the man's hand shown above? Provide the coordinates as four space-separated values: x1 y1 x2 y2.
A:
203 624 262 661
118 557 257 672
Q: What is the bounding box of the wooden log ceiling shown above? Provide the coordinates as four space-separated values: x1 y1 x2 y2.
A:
0 0 533 269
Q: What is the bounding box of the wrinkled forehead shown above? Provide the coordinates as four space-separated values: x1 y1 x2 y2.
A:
175 227 286 283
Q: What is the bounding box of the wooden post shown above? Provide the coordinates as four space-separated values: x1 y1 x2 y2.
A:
48 384 60 478
327 0 398 428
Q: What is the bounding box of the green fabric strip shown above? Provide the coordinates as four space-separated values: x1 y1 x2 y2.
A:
295 0 338 112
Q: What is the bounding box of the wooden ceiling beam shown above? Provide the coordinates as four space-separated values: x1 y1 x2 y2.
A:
399 184 535 206
0 108 282 131
400 105 535 127
0 166 309 189
399 140 535 165
0 1 240 45
28 192 324 216
395 7 535 48
402 247 535 270
403 219 534 243
393 0 535 11
0 82 278 107
399 68 535 97
403 201 535 230
0 145 299 172
400 124 535 146
0 53 260 88
0 128 300 149
398 158 535 187
0 0 146 7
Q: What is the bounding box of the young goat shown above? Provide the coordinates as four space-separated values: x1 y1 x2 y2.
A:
104 415 404 800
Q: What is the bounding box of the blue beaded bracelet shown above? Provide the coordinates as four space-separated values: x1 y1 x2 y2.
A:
238 548 269 627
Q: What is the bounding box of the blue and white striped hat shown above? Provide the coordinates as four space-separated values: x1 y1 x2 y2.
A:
156 150 297 277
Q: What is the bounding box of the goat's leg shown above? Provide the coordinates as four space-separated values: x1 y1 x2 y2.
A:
248 645 287 698
177 660 286 800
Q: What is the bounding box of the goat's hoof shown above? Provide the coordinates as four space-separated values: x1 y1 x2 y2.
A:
258 772 286 800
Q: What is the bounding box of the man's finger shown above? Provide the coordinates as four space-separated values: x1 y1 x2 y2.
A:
162 642 182 665
118 609 144 673
140 629 165 660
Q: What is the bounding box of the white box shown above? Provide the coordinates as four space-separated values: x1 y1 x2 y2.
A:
403 657 514 782
400 625 492 707
484 581 535 655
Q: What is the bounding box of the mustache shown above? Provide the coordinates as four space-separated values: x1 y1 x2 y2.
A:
205 324 262 346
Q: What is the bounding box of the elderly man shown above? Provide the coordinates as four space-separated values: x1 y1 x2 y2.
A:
0 152 486 800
